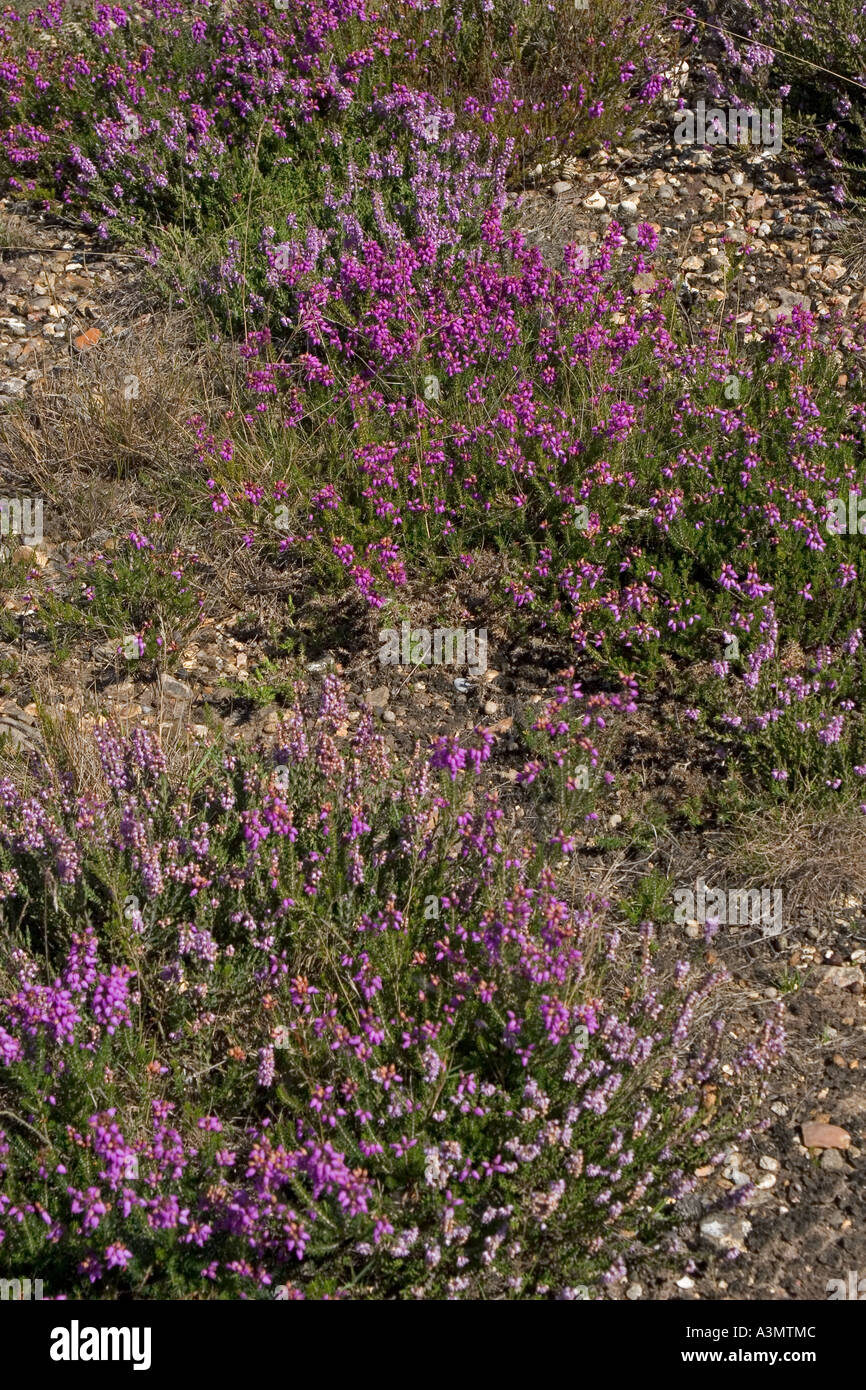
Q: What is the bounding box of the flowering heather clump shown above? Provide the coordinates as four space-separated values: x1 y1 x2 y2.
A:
688 0 866 188
7 0 865 1306
6 4 866 805
193 209 866 798
0 0 669 246
0 686 782 1298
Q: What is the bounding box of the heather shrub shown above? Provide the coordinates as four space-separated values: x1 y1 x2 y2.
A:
380 0 671 173
190 211 866 800
2 0 854 1309
6 199 866 805
9 5 866 809
33 526 208 663
0 0 671 258
0 679 782 1298
690 0 866 188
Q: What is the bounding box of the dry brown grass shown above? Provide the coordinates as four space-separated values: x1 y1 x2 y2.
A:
0 663 214 800
689 802 866 931
0 307 228 541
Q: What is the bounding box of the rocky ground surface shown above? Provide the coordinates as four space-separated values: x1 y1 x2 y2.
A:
1 84 865 1303
0 214 146 400
515 119 863 340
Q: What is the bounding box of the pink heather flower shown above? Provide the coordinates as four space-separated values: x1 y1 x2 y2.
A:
105 1243 133 1270
257 1046 275 1088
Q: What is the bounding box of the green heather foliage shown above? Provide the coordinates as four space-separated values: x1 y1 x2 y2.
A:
0 687 782 1298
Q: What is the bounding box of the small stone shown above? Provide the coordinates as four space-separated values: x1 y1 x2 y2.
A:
551 181 573 196
0 719 43 754
820 1148 847 1173
608 813 623 829
483 700 497 716
583 191 607 212
73 326 102 351
383 709 396 723
13 544 47 568
819 965 863 992
681 255 705 272
617 199 639 219
364 685 390 712
161 675 193 702
759 1156 779 1172
755 1173 776 1189
722 1166 751 1188
700 1213 751 1253
676 1275 695 1289
771 288 811 320
0 377 27 396
626 1284 642 1300
800 1122 850 1150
